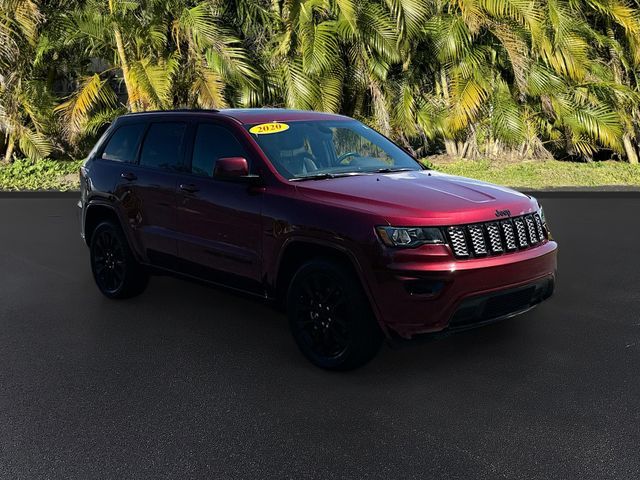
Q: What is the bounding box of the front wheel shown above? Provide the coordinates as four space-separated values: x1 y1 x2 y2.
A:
286 259 383 370
90 221 148 299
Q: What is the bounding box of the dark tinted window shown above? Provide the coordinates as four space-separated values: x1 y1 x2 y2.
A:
139 122 187 171
101 123 146 162
191 124 249 177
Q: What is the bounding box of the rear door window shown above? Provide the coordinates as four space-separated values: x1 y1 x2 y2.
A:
139 122 188 171
191 124 250 177
101 123 146 162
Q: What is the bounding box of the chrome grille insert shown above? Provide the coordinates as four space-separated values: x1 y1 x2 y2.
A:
501 221 517 250
525 215 539 244
447 226 469 257
534 213 545 240
486 223 503 253
467 225 487 255
445 213 547 259
513 217 529 248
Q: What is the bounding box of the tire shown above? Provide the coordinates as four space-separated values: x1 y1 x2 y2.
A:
286 258 383 370
90 221 149 299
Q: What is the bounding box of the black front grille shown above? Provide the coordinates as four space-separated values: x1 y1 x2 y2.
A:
446 213 547 259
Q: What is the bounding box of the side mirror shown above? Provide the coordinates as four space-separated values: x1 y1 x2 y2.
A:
214 157 250 177
214 157 261 185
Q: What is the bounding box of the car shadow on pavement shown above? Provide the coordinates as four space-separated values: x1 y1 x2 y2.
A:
90 271 546 381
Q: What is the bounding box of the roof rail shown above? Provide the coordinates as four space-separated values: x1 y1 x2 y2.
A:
124 108 220 116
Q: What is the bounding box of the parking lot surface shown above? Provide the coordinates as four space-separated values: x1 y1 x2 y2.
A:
0 194 638 479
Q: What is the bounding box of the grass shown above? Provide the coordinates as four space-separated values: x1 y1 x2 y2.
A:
425 157 640 189
1 157 639 191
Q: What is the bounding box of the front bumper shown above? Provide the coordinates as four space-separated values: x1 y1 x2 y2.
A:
366 240 558 338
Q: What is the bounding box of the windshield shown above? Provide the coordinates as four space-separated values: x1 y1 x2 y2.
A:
245 120 423 180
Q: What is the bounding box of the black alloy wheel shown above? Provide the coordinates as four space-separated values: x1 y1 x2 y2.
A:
287 259 383 370
294 270 351 359
92 228 126 294
90 221 148 299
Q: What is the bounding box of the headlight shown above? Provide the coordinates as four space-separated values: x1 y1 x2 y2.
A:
376 226 445 247
539 206 546 226
538 206 552 240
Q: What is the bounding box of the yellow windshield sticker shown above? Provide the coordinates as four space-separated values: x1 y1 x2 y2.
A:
249 122 290 135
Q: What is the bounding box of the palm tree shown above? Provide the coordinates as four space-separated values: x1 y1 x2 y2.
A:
54 0 261 141
2 0 638 163
0 0 54 163
401 0 640 162
267 0 429 136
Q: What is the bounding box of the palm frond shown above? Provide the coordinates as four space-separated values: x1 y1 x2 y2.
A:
357 2 401 63
490 80 527 145
174 2 221 50
301 20 340 75
17 127 52 160
129 56 179 109
191 68 227 109
391 81 419 137
424 15 473 63
280 59 321 110
562 102 624 151
448 75 489 131
55 74 117 140
82 108 126 138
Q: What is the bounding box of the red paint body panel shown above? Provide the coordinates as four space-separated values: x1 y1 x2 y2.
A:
80 109 557 339
174 173 263 280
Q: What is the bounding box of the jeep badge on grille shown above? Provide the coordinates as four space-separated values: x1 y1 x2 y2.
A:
495 209 511 218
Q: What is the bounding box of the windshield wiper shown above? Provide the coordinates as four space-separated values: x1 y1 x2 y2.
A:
370 167 416 173
290 168 415 181
290 172 365 181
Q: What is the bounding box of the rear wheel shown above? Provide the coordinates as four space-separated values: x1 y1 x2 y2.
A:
287 259 383 370
90 221 148 299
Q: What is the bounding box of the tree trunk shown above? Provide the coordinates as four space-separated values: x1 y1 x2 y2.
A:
2 133 15 164
444 139 458 157
108 0 137 114
114 26 137 112
440 68 450 100
623 134 639 165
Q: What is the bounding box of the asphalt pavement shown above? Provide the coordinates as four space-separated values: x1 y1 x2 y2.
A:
0 193 638 480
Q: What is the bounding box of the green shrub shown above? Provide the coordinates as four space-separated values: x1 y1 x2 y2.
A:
0 159 82 191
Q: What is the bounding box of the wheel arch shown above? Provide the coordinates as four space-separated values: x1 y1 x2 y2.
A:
273 238 388 335
83 202 144 263
84 203 119 245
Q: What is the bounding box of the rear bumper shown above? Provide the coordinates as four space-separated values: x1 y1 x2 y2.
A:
366 240 558 338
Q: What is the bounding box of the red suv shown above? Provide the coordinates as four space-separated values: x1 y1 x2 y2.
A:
79 109 557 370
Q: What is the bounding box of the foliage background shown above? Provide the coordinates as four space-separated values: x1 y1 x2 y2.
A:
1 0 640 172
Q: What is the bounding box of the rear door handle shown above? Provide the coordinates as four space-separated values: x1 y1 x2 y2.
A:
179 183 199 193
120 172 137 181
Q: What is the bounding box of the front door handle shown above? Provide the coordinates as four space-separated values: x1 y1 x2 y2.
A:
120 172 137 181
179 183 199 193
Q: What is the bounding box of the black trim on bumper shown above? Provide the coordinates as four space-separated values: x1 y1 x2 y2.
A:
388 276 555 348
448 276 554 331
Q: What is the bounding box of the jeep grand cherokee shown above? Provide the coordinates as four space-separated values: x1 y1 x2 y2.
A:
79 109 557 370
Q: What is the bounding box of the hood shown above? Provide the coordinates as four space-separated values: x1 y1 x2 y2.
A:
295 170 538 226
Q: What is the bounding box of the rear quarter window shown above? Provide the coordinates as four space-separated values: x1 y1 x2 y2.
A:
101 123 146 163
